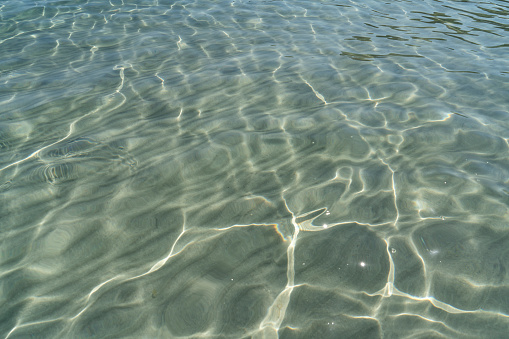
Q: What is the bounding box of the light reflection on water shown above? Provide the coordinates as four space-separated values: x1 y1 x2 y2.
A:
1 0 509 338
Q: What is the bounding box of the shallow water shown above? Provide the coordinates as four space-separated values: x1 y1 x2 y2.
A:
1 0 509 338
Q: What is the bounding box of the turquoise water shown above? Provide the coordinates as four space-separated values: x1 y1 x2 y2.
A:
1 0 509 337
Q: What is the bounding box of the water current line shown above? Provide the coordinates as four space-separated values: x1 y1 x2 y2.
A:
255 196 299 338
0 66 128 174
300 75 328 105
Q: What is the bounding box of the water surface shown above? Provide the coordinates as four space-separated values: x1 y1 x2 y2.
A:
1 0 509 338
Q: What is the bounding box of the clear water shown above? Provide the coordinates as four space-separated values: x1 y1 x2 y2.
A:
1 0 509 337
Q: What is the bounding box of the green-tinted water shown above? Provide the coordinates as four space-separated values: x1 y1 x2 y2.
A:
1 0 509 337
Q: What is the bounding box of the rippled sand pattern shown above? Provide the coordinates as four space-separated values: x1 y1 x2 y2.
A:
1 0 509 338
